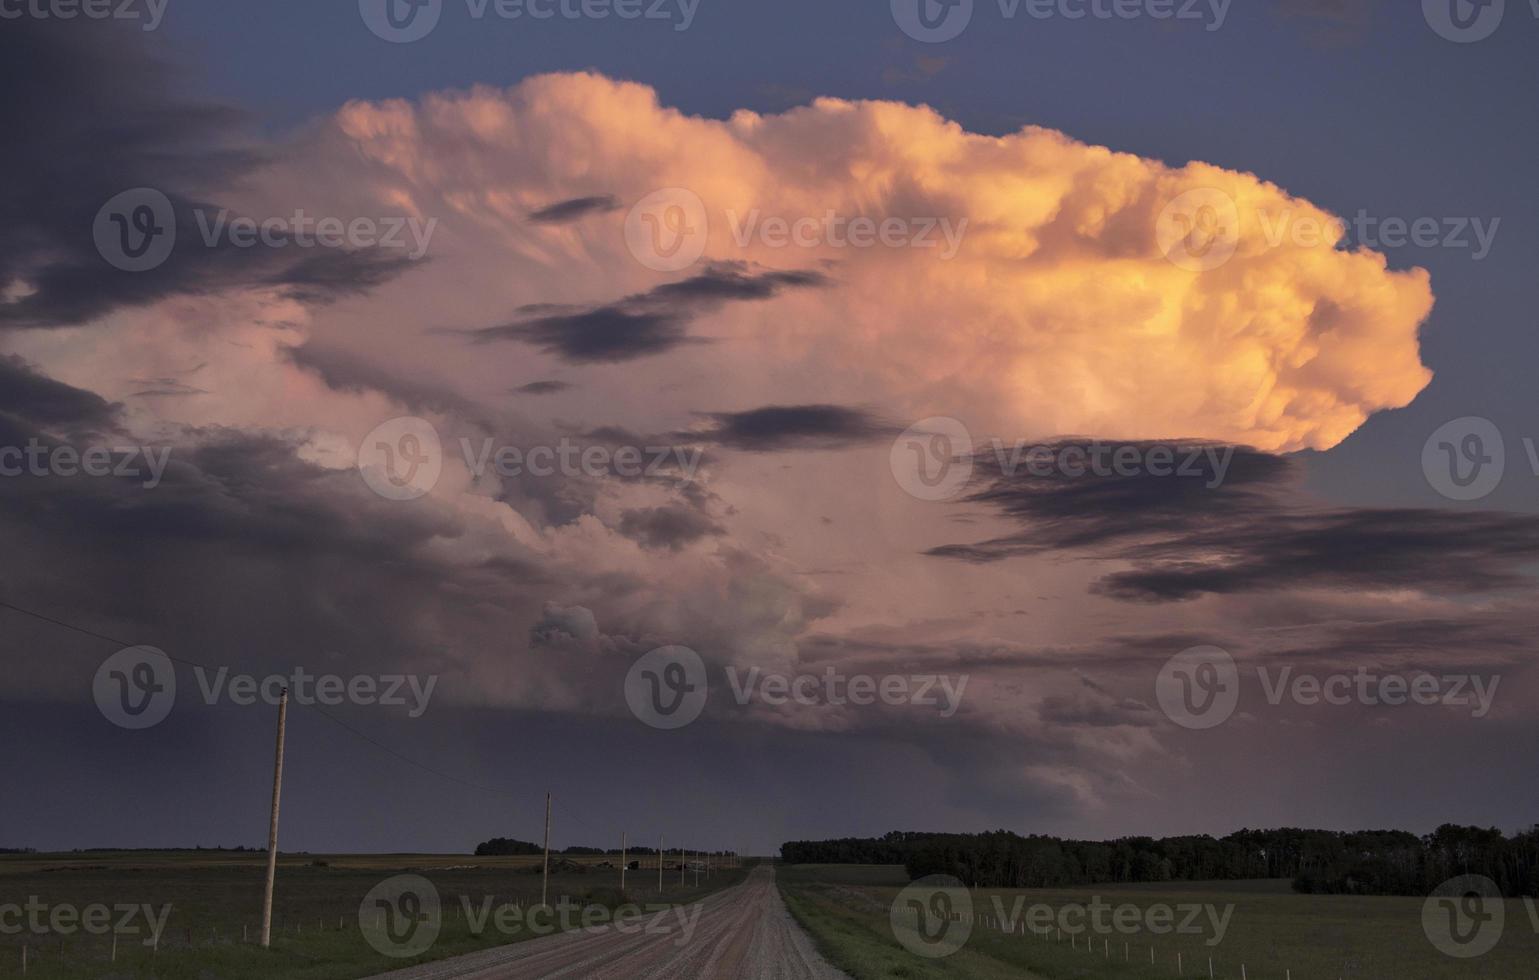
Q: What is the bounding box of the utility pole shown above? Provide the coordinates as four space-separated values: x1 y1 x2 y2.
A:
540 793 552 908
259 688 289 948
620 831 627 893
679 847 685 885
657 834 664 893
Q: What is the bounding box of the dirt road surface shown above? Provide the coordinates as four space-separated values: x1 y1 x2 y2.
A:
369 866 850 980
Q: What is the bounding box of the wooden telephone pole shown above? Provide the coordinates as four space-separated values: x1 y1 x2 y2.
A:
259 688 289 948
620 832 628 892
540 793 552 908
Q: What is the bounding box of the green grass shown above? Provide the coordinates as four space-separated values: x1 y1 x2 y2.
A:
0 851 750 979
778 864 1539 980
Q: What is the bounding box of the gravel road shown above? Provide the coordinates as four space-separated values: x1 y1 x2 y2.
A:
369 866 850 980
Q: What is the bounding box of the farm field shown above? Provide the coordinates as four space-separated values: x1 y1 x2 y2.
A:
778 864 1539 980
0 850 749 979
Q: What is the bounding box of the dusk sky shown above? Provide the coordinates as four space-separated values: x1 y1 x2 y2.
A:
3 1 1538 858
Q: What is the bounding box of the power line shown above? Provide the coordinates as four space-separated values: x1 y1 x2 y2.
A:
0 598 205 669
1 594 693 852
0 595 525 801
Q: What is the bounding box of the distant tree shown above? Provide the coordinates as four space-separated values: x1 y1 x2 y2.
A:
781 823 1539 896
474 837 542 857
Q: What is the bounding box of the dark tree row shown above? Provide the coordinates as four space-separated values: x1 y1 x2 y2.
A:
474 837 544 856
473 837 736 859
780 825 1539 897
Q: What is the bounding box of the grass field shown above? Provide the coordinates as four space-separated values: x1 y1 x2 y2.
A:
0 850 750 979
778 864 1539 980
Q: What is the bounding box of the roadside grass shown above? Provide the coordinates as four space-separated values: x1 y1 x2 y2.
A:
778 864 1539 980
781 881 1038 980
0 851 750 979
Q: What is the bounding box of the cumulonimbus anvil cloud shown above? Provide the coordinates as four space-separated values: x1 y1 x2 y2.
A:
323 72 1433 452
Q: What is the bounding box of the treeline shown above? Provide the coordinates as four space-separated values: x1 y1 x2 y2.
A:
475 838 543 856
780 826 1539 897
473 837 735 859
